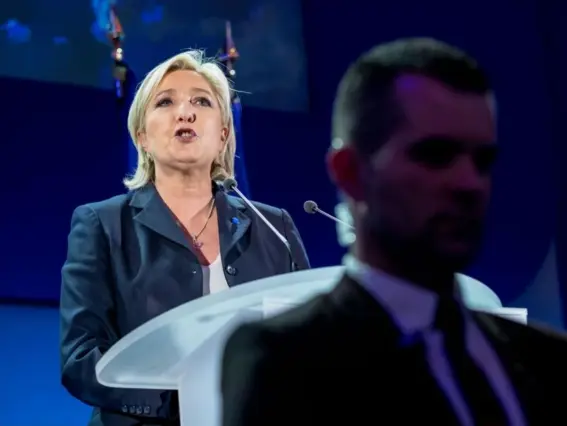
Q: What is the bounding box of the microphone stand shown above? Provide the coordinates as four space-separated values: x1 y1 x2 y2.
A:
224 180 299 272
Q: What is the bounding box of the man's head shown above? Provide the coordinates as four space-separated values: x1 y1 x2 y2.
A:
328 38 497 272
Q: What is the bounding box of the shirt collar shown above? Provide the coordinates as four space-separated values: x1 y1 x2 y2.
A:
344 255 462 334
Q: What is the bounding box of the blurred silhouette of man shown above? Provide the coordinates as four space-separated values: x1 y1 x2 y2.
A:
221 38 567 425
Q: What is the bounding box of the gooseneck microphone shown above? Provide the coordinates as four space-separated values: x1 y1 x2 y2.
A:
222 178 298 271
303 200 355 230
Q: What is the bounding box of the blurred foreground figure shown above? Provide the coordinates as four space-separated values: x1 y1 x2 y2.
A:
221 38 567 425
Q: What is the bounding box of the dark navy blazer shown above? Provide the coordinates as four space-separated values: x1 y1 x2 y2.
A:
59 183 310 426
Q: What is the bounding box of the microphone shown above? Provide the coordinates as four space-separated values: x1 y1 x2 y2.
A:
303 200 355 230
222 178 298 271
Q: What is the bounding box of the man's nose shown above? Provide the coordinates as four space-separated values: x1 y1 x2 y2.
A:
450 157 488 193
176 102 196 123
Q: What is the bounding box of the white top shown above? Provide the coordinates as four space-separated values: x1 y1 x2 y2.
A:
345 256 525 426
202 254 229 296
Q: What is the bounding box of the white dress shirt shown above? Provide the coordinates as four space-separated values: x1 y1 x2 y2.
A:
345 255 525 426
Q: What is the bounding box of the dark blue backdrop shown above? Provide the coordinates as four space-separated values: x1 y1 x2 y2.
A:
0 0 565 328
0 0 308 111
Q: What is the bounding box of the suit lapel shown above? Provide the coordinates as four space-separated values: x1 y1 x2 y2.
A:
327 274 466 422
328 274 402 345
472 312 542 419
130 184 191 250
472 312 525 371
328 274 431 373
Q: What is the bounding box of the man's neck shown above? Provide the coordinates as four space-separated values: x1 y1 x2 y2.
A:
354 242 456 296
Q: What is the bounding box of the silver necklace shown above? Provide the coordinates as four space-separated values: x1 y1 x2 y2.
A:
180 197 216 249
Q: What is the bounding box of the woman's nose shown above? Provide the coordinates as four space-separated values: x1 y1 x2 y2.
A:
177 112 196 123
177 103 196 123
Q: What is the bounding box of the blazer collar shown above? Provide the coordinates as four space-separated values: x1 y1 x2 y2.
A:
129 181 252 255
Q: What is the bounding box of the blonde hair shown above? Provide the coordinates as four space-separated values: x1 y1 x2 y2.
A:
123 50 236 190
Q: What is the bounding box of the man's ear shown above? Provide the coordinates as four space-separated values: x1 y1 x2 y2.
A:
326 145 365 202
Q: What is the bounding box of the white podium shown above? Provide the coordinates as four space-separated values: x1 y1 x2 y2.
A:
95 266 524 426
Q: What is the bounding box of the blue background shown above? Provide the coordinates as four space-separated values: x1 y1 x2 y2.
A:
1 0 567 425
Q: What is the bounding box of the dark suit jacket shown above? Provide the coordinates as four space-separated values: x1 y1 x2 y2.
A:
59 182 310 426
221 274 567 425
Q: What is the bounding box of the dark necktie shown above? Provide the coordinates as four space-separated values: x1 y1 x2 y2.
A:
435 298 509 424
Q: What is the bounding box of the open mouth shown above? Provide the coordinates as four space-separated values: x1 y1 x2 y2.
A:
175 127 197 141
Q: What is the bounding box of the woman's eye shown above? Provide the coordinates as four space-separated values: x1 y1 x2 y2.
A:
156 97 172 107
193 97 212 107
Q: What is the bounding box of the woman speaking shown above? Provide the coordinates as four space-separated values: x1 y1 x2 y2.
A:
59 49 310 426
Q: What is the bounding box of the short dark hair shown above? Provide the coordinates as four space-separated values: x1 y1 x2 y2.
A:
332 38 491 156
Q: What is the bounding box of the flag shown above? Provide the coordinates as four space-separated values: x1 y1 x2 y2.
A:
231 96 250 197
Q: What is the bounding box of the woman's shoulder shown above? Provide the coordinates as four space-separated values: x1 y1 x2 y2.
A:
72 192 134 221
226 194 286 217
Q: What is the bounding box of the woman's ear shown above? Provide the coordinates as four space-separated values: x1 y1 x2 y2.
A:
221 127 228 142
137 131 148 151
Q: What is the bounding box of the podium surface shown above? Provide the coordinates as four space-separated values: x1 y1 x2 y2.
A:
95 266 510 426
96 266 343 390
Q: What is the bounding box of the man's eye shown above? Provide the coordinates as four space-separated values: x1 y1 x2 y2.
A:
474 147 498 174
409 140 459 169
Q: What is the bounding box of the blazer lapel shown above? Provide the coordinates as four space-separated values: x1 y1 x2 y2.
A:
130 182 253 258
130 184 192 250
214 182 251 260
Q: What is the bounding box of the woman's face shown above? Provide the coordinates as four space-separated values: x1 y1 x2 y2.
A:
139 69 227 174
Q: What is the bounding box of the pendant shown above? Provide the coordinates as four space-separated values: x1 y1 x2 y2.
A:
193 238 204 249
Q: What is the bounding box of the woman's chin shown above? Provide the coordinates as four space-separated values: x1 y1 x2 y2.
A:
167 155 210 172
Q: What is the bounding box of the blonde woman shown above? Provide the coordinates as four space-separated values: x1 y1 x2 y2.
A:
59 50 309 426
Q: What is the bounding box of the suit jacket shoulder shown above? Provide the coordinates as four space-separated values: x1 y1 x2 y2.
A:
234 196 299 233
224 293 331 362
74 192 131 220
84 192 131 212
68 192 132 237
221 294 335 426
223 274 389 373
226 195 284 224
476 310 567 356
247 198 283 217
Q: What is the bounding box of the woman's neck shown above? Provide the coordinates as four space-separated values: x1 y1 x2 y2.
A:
154 169 214 218
154 167 212 198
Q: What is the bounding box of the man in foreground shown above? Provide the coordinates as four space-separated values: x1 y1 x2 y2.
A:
221 38 567 425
